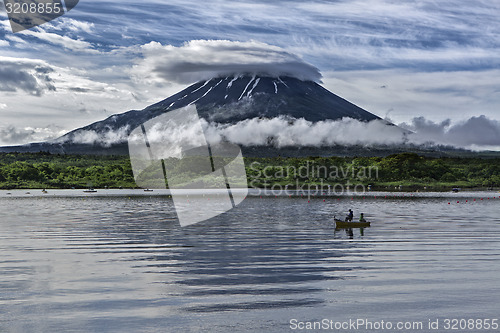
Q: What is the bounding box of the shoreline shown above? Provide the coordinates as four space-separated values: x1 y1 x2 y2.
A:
1 188 499 198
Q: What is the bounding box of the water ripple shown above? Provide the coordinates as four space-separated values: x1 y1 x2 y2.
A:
0 195 499 332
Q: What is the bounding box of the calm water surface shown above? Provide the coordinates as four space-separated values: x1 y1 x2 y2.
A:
1 191 499 332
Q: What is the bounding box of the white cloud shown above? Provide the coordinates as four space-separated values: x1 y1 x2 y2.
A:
203 117 406 147
18 27 98 54
284 0 500 71
46 18 95 34
4 35 28 46
57 114 500 151
1 14 95 52
64 125 130 147
131 40 322 85
208 115 500 150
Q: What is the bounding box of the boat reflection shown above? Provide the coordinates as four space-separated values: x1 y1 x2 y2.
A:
334 227 366 239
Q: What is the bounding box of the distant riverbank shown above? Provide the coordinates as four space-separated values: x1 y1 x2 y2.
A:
0 152 499 191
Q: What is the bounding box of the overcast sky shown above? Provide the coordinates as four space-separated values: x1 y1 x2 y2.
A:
0 0 499 146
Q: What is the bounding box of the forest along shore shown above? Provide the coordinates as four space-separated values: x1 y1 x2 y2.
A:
0 152 499 191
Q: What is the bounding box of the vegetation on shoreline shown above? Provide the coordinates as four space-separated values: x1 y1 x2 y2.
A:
0 152 499 190
0 152 135 190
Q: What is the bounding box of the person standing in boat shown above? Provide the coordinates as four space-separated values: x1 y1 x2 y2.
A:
359 213 366 222
346 209 354 222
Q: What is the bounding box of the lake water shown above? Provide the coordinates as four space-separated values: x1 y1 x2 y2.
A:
1 190 499 332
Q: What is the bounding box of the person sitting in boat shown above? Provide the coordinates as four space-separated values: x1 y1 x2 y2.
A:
359 213 366 222
346 209 354 222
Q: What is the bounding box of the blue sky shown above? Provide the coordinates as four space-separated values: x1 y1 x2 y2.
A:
0 0 499 146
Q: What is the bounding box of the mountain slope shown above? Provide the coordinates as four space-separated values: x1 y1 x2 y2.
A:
64 75 380 138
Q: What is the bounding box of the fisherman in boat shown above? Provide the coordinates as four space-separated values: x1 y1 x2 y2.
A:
346 209 354 222
359 213 366 222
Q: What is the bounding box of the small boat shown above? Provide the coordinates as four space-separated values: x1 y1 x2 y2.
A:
334 218 371 228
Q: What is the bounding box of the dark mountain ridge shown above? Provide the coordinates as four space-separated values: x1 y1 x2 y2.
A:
62 75 381 138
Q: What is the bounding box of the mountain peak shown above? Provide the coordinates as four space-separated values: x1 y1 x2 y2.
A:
145 75 380 124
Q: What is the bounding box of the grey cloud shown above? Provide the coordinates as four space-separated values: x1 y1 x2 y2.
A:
0 126 37 144
401 115 500 149
0 61 57 96
133 40 322 85
70 87 91 93
0 67 38 93
34 66 54 74
0 125 65 145
447 116 500 146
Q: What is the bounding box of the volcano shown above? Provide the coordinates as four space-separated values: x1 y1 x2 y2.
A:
66 75 381 134
1 75 393 156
